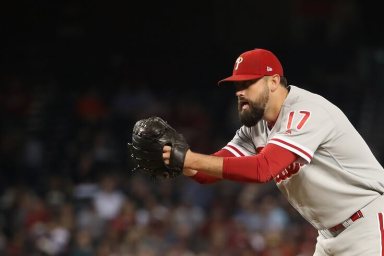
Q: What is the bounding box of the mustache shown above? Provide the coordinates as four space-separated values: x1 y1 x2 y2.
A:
238 97 249 104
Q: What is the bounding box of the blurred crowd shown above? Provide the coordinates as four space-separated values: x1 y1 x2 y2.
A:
1 60 383 255
0 76 320 256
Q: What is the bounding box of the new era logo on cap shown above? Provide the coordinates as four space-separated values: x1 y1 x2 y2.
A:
218 48 284 85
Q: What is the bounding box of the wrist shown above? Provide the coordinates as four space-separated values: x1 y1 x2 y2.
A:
184 149 193 169
183 168 197 176
184 150 223 178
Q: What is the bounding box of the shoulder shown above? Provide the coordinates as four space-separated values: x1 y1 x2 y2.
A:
280 86 342 130
237 121 267 137
286 86 327 104
285 86 339 116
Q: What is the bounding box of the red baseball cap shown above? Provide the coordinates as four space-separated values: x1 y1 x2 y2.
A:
218 48 284 85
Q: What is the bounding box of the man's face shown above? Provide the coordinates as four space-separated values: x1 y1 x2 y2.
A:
236 78 269 127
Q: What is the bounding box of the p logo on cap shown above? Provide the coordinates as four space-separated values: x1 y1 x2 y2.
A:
218 48 283 85
234 57 243 70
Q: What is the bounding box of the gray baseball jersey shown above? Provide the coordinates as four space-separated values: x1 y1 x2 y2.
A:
224 85 384 230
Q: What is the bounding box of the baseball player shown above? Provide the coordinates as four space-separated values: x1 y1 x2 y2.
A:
163 48 384 255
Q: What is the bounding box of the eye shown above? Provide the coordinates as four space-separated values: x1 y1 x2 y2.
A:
235 80 257 91
236 81 249 91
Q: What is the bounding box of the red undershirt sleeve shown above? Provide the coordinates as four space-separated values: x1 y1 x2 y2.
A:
189 149 234 184
223 144 297 183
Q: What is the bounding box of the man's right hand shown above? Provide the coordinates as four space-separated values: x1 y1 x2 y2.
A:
163 145 197 176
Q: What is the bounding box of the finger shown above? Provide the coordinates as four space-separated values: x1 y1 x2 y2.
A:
163 151 170 165
162 151 170 159
163 145 172 152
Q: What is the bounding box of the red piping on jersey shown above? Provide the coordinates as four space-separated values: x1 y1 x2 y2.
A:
222 144 297 183
379 213 384 256
270 138 312 160
226 144 245 156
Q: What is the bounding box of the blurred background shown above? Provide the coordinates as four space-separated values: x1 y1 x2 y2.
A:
0 0 383 255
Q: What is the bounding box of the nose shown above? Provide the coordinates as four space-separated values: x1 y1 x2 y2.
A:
236 89 245 97
235 82 248 97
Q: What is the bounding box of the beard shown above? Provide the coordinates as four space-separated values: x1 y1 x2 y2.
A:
238 101 265 127
238 88 269 127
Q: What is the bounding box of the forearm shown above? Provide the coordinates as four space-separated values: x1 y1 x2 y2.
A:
184 150 224 178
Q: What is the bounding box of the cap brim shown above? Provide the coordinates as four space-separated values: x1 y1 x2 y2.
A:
217 74 264 85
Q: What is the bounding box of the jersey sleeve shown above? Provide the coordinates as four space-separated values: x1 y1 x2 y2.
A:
268 103 334 163
223 122 267 156
223 144 297 183
191 123 267 183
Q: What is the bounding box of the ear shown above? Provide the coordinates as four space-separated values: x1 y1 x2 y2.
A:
269 75 281 92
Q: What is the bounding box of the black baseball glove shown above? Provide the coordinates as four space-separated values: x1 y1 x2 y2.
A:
127 116 189 179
